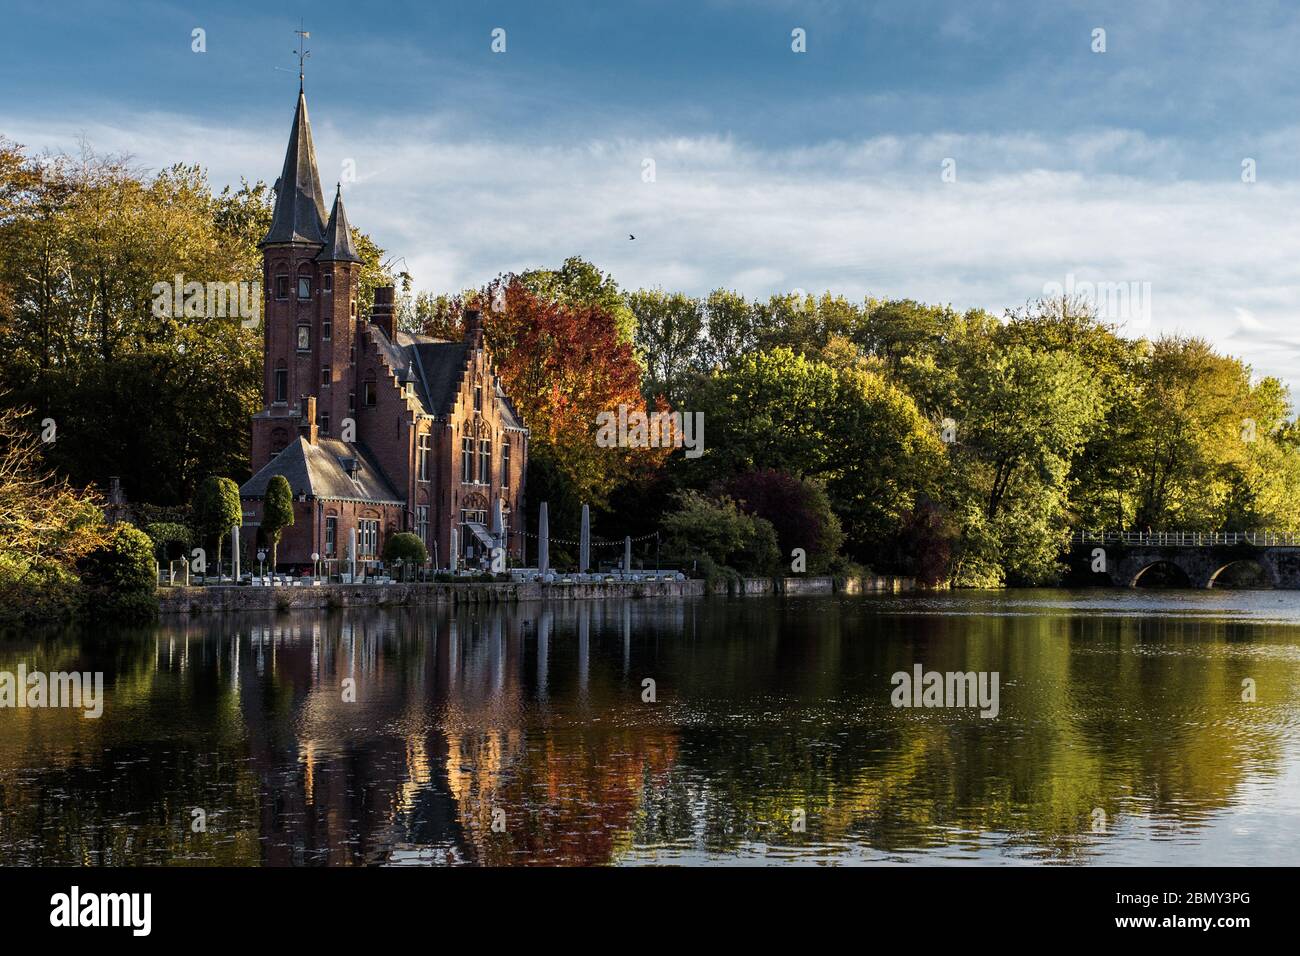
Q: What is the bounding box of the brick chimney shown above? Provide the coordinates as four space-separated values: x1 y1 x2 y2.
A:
298 395 318 444
463 308 483 348
372 285 395 340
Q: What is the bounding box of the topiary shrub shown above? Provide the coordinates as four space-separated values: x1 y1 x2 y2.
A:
383 532 428 565
192 476 242 576
78 524 158 622
261 475 295 569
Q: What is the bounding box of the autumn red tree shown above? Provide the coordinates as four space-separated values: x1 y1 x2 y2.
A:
721 468 844 572
420 277 670 523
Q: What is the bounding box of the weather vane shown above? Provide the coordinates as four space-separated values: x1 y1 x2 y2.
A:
295 22 311 90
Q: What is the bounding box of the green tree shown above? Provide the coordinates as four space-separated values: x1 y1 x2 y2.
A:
0 142 390 505
261 474 294 569
661 491 779 577
699 289 757 371
192 475 241 576
0 401 106 623
946 344 1102 584
684 347 943 563
753 291 866 360
519 256 636 344
1123 337 1259 531
143 521 192 563
78 523 157 621
629 289 703 403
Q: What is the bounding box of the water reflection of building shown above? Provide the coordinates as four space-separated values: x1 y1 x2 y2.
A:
229 604 679 865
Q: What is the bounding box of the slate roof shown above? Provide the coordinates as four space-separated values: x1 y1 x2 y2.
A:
317 185 361 263
389 330 525 428
406 340 470 416
260 90 328 247
240 436 402 503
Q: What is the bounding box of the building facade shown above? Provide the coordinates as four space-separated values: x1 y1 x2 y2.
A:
239 85 527 572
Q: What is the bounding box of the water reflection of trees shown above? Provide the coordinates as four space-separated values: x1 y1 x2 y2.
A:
0 597 1294 865
629 602 1289 862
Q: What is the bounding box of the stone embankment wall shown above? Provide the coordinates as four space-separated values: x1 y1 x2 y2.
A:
158 574 919 615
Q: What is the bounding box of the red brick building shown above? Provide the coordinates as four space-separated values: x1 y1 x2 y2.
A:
239 86 528 573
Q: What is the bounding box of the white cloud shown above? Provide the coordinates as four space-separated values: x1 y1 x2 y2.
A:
6 108 1300 388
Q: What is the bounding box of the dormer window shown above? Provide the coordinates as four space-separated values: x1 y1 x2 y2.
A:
297 276 312 300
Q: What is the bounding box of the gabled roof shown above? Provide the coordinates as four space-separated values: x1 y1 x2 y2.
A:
406 340 471 416
384 330 526 428
260 90 328 247
317 185 361 263
240 436 402 503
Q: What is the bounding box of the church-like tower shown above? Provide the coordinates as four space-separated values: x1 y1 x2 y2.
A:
250 86 362 472
240 81 528 574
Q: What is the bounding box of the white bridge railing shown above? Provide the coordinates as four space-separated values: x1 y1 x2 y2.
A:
1072 530 1300 548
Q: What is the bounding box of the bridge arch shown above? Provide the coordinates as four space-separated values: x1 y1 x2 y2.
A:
1206 558 1277 589
1128 560 1194 588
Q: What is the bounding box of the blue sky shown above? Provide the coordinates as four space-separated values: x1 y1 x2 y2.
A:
5 0 1300 384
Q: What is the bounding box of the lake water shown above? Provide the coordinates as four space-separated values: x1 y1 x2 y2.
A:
2 590 1298 866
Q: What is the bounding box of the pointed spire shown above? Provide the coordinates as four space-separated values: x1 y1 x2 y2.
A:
317 184 362 263
260 89 327 247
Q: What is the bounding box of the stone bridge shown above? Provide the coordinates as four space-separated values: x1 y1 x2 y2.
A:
1072 532 1300 588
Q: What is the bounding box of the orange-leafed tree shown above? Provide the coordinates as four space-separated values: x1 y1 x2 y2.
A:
421 275 669 527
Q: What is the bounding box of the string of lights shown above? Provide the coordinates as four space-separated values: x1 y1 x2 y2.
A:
505 529 661 548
